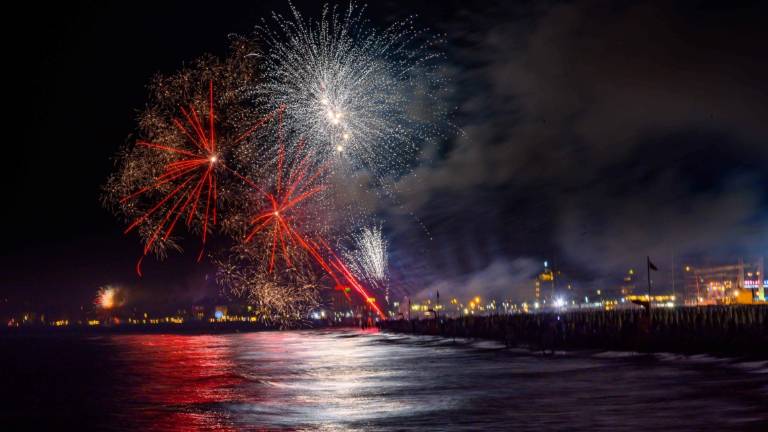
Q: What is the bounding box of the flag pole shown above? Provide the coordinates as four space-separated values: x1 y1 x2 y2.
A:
646 256 652 312
645 256 651 311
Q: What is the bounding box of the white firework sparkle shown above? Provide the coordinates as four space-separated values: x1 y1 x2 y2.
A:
344 224 388 292
252 1 446 180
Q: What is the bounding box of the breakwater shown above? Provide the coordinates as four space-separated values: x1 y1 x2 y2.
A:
379 305 768 357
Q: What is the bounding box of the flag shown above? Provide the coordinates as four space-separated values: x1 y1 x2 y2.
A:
648 257 658 271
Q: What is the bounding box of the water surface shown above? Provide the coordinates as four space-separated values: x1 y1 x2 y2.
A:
3 329 767 430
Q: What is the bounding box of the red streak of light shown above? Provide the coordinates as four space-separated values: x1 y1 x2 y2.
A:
136 256 145 277
243 144 386 318
233 105 286 145
328 252 386 319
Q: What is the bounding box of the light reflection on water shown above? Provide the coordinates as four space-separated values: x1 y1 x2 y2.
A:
104 329 767 431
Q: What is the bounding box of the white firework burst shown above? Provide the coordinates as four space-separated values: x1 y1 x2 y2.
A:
344 224 388 294
251 1 446 180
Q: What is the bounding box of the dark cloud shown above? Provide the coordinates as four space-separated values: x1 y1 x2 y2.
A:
389 1 768 297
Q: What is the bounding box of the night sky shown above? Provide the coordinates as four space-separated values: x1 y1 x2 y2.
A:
3 1 767 311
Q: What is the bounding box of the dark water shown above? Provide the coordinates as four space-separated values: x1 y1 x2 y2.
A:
2 329 767 431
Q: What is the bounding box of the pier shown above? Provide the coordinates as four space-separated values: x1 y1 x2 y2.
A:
380 305 768 357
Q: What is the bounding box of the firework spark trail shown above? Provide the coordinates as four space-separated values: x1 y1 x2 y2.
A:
344 224 388 285
215 252 322 328
114 74 285 276
120 81 221 275
243 132 386 319
328 251 386 318
243 142 331 272
252 1 446 183
121 81 219 269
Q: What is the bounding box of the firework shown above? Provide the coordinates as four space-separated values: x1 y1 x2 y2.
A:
242 134 332 272
95 286 124 310
103 4 445 323
103 42 283 275
344 224 388 295
251 2 447 182
215 249 322 328
234 130 386 319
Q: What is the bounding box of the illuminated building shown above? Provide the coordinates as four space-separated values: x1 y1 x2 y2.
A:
214 305 228 320
192 305 206 321
683 257 766 304
535 260 556 301
620 269 637 296
533 260 578 305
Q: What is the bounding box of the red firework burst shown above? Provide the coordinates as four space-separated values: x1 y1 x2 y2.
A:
121 80 281 276
244 132 385 319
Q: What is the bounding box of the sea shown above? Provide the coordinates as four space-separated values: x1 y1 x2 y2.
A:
2 328 766 431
